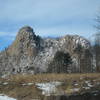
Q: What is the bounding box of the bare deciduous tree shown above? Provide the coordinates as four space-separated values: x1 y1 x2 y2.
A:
93 13 100 72
95 14 100 30
94 33 100 72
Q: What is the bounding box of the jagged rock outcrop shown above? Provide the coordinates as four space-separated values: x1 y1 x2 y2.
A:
0 26 92 76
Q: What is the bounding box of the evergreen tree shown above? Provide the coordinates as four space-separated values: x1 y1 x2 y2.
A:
47 51 72 73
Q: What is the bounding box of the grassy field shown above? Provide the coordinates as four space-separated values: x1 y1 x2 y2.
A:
5 73 100 83
0 73 100 100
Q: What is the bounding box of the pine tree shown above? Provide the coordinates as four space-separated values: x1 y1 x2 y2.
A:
47 51 72 73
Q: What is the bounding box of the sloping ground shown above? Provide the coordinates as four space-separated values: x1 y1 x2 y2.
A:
0 73 100 100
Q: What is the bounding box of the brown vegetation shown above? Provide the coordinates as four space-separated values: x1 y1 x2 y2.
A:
0 73 100 100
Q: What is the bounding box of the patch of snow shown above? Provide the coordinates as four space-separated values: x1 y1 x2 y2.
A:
27 83 34 86
80 77 83 80
22 83 34 86
85 81 93 87
83 87 90 90
70 88 80 92
0 94 16 100
87 83 93 87
3 82 8 85
22 83 27 86
36 81 62 96
1 75 8 78
94 93 98 96
85 81 90 84
73 88 80 92
74 83 78 86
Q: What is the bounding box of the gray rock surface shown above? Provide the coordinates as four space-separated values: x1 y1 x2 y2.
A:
0 26 92 76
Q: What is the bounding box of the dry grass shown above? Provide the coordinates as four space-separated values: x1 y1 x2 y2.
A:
7 73 100 83
0 73 100 100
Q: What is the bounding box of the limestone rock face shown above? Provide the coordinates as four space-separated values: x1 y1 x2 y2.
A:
0 26 92 76
7 26 38 56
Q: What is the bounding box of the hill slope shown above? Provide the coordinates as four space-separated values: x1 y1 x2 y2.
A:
0 26 92 76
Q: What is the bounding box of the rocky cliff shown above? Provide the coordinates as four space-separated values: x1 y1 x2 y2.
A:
0 26 92 76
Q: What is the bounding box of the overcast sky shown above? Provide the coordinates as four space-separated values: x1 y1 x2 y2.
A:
0 0 100 50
